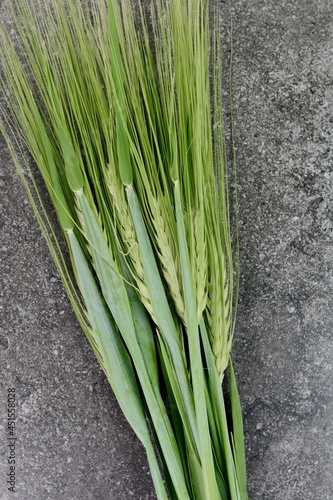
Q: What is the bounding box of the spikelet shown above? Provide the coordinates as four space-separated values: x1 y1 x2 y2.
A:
206 238 231 379
106 169 155 320
150 196 185 321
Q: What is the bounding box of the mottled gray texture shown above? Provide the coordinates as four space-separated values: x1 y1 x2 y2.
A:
230 1 333 499
0 0 332 499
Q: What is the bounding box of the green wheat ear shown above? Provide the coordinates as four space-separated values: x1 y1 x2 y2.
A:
1 0 247 498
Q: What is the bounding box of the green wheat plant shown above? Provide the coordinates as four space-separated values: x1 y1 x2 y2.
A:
0 0 248 498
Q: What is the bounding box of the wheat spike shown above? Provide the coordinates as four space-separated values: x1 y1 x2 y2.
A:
150 196 185 321
206 238 231 379
193 209 208 321
106 169 155 320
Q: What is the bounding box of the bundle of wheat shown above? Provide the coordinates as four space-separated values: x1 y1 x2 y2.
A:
0 0 247 498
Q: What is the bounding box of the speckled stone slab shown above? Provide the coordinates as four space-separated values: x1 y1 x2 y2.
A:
1 1 332 499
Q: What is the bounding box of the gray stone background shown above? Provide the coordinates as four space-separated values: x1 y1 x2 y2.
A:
0 0 332 499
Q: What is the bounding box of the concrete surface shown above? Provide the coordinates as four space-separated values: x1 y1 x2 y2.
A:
229 1 333 499
1 0 332 499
